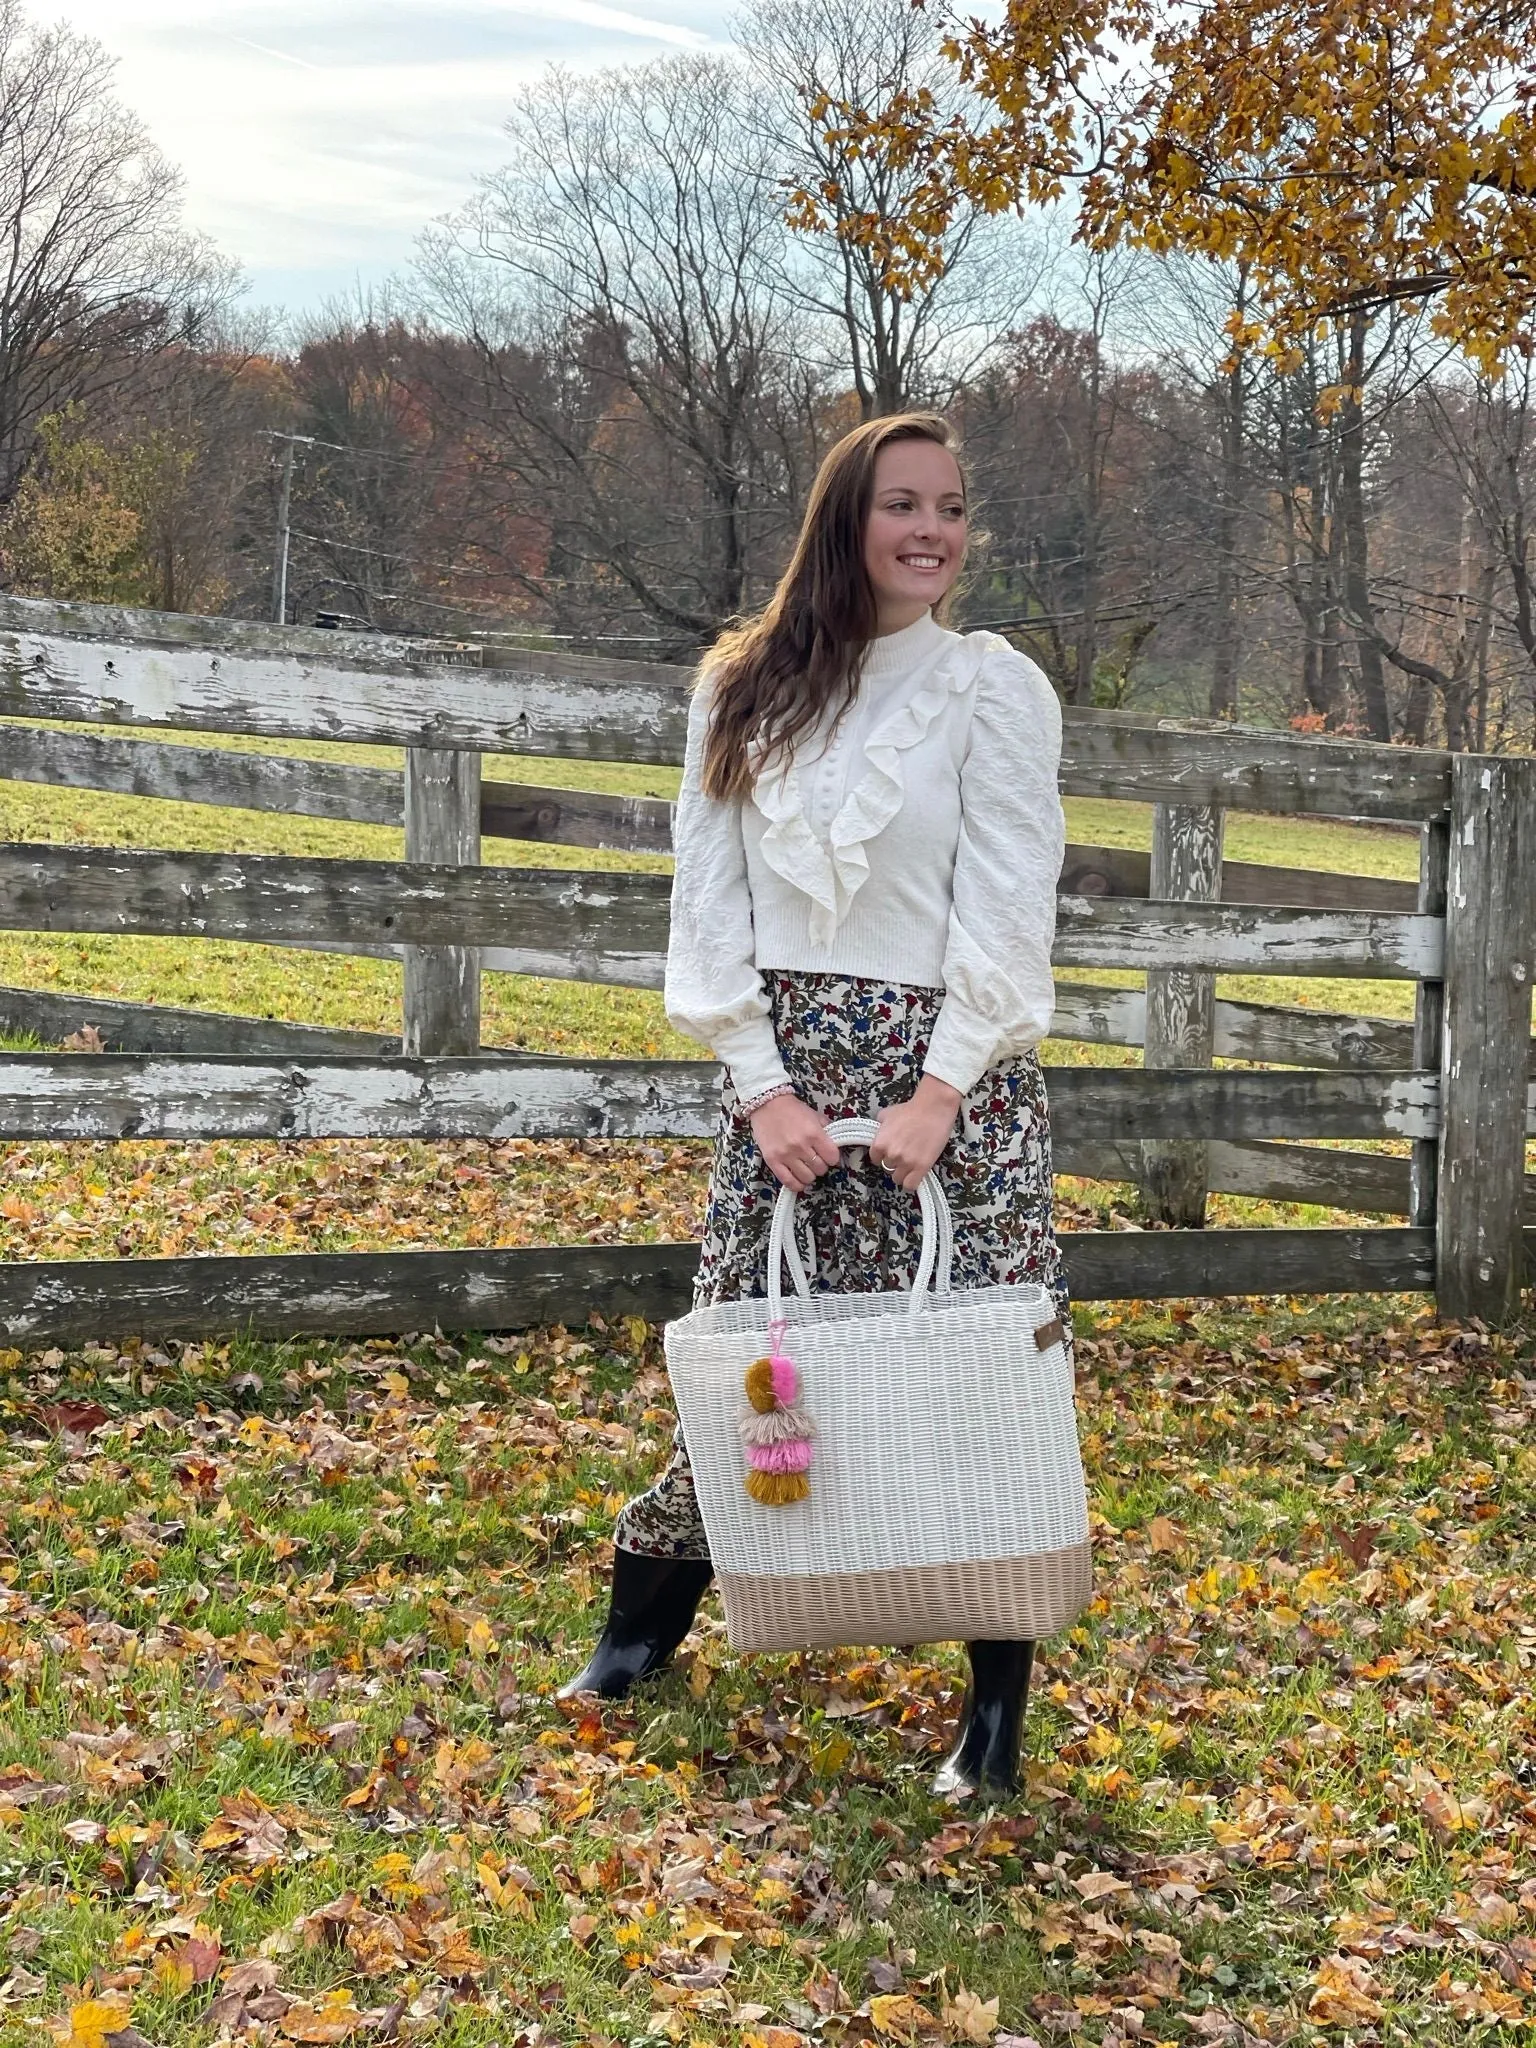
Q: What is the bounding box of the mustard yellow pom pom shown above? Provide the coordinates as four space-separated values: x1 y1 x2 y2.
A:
744 1358 778 1413
745 1468 811 1506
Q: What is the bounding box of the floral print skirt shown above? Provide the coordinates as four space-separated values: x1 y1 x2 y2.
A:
614 970 1071 1560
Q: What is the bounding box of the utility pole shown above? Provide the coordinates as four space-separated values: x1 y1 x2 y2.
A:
265 431 314 624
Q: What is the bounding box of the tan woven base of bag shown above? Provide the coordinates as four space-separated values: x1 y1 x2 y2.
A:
717 1541 1094 1651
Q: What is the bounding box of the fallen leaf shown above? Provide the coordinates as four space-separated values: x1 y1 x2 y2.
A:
1073 1872 1133 1901
942 1984 1001 2042
1432 1968 1526 2022
870 1993 932 2041
219 1961 280 1997
155 1927 222 1992
687 1653 714 1701
278 1991 368 2043
35 1400 108 1438
47 1996 133 2048
1307 1953 1384 2026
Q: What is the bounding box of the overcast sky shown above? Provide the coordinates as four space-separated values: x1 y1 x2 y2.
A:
47 1 733 317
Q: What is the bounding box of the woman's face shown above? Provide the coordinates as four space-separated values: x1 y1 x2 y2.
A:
863 439 968 633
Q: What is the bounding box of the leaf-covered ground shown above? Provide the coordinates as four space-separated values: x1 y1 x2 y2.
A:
3 734 1534 2046
0 1300 1532 2048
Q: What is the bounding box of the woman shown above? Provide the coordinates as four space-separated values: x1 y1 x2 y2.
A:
562 413 1069 1798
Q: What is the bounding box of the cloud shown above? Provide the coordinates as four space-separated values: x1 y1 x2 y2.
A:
44 0 732 305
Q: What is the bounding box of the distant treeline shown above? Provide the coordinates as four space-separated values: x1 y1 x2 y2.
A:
0 0 1531 751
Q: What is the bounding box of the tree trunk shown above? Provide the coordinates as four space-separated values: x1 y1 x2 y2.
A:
1338 312 1391 741
1072 343 1105 707
1320 494 1346 725
1073 536 1101 707
1279 348 1343 728
1401 671 1433 745
1209 289 1247 721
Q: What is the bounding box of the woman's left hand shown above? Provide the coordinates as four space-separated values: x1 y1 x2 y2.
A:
869 1076 964 1191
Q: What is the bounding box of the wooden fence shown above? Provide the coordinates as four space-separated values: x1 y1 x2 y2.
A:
1 592 1532 1347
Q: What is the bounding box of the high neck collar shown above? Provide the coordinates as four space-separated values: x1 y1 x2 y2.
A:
861 609 949 678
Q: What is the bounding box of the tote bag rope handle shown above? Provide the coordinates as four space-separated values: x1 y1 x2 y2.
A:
767 1115 955 1324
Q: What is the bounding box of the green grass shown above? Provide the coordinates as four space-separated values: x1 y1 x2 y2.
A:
0 736 1427 1056
0 1306 1529 2046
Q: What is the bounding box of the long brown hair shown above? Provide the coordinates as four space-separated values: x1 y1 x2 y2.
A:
700 412 965 801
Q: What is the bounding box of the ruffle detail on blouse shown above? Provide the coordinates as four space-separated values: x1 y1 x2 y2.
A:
751 632 1001 947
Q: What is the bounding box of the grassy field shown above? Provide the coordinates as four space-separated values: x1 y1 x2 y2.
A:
0 1303 1530 2048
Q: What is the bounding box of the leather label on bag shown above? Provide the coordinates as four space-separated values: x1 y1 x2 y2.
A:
1034 1318 1065 1351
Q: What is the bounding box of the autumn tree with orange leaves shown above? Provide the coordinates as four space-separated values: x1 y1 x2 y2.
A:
817 0 1536 736
823 0 1535 365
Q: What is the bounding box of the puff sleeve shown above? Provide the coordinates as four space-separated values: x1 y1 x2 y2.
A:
922 644 1065 1095
663 683 789 1101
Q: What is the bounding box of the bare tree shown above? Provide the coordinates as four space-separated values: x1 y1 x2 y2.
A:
1140 257 1265 721
739 0 1046 419
1365 365 1533 750
0 0 237 505
416 56 825 653
1476 361 1536 740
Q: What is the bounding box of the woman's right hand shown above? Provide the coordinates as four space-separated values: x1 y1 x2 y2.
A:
749 1094 841 1193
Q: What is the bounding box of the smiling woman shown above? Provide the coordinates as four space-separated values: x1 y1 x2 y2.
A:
562 411 1080 1803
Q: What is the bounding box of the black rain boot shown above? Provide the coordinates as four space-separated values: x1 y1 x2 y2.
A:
558 1548 714 1700
933 1640 1035 1798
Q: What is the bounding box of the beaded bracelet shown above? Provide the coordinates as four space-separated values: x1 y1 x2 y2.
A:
737 1081 797 1117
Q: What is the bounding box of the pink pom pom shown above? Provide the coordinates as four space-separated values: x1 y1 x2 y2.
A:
769 1352 799 1405
746 1438 813 1475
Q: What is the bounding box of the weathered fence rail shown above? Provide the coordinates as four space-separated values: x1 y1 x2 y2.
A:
0 720 1433 891
0 1056 1458 1143
0 845 1446 980
2 592 1533 1344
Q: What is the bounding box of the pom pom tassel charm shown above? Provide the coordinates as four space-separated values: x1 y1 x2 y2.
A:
740 1318 814 1507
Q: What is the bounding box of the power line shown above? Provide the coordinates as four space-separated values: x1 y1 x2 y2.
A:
288 527 509 581
262 428 418 464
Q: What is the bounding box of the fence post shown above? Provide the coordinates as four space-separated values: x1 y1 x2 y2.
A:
1409 816 1450 1228
1140 800 1225 1227
403 747 482 1057
1436 752 1536 1322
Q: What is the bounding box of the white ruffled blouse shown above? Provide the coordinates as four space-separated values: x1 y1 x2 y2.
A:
664 611 1065 1100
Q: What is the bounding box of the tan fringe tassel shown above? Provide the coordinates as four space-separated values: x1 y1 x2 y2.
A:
737 1404 817 1446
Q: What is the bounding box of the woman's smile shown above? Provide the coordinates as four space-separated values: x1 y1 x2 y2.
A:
864 437 968 632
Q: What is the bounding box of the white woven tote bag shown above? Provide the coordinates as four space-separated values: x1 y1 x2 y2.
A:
665 1117 1093 1651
